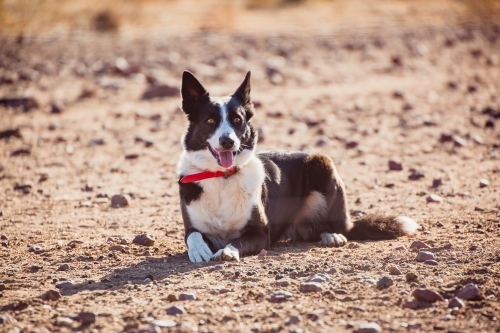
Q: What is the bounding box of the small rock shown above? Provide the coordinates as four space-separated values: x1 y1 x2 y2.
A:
416 251 435 262
402 102 413 111
402 299 421 310
456 283 480 300
285 315 302 326
270 290 293 303
0 96 39 112
469 244 478 250
276 280 290 287
316 136 329 147
479 179 489 188
405 272 418 282
179 292 196 301
57 263 70 271
412 288 445 303
28 245 45 254
474 207 484 212
40 289 61 301
142 84 178 100
299 282 323 293
353 322 382 333
56 317 73 327
258 248 267 259
209 264 224 272
55 281 74 290
389 265 402 275
166 294 178 302
388 160 403 171
408 170 425 181
133 234 155 246
14 182 32 193
426 194 443 203
0 128 22 140
448 297 465 309
151 319 176 328
307 274 329 283
50 101 65 114
166 305 186 315
452 135 467 147
377 276 394 289
395 245 407 251
78 312 96 325
30 264 43 272
0 283 5 291
333 289 348 295
424 260 438 266
432 178 443 188
110 194 130 208
436 221 444 227
109 245 128 252
410 241 430 249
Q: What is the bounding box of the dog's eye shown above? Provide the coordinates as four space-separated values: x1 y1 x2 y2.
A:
233 117 241 123
207 118 215 125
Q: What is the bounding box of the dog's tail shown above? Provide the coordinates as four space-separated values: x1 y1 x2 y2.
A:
347 214 418 240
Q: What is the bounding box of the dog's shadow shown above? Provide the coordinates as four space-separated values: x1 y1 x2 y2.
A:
59 242 325 297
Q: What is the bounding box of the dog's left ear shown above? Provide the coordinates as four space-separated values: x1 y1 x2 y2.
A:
233 71 254 120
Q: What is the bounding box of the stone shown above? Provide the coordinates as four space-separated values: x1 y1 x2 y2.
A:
28 245 45 254
405 272 418 282
389 265 402 275
55 281 74 290
151 319 176 328
452 135 467 147
258 248 268 258
133 234 155 246
78 312 96 325
410 241 430 249
299 282 323 292
30 264 43 272
424 260 438 265
50 101 65 114
307 274 329 283
109 245 128 252
456 283 480 300
178 292 196 301
333 289 348 295
275 280 290 287
426 194 443 203
479 179 489 188
270 290 293 303
110 194 130 208
388 160 403 171
285 315 302 325
395 245 407 251
416 251 435 262
166 294 178 302
353 322 382 333
432 178 443 188
166 305 186 315
0 128 22 140
412 288 445 303
209 264 224 272
0 283 5 291
448 297 465 309
40 290 61 301
409 170 425 181
56 317 73 327
377 276 394 289
57 263 70 271
0 96 39 112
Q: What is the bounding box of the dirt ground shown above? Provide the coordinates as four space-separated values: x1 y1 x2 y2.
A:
1 1 500 332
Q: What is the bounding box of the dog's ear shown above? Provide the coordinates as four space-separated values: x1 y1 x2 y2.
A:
233 71 254 120
181 71 209 120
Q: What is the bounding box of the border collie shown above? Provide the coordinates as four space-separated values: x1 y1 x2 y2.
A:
177 71 418 263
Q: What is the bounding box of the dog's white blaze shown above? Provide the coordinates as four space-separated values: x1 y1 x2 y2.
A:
294 191 327 225
207 98 240 152
395 216 419 234
183 155 265 249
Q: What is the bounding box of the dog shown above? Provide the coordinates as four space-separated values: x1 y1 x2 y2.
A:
177 71 418 263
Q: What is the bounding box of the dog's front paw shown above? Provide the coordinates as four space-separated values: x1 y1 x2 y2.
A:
212 244 240 262
319 232 348 247
187 232 213 263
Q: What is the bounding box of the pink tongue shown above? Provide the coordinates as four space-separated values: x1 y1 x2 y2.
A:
218 151 234 168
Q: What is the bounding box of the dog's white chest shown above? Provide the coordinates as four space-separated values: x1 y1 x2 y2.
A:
184 157 264 248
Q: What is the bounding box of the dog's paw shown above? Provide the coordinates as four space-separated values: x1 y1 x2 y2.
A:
187 232 213 263
319 232 348 247
212 244 240 262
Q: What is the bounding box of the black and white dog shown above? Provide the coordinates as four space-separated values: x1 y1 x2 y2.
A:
177 71 418 263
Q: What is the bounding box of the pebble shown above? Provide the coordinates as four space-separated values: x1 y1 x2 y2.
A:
436 221 444 227
410 241 430 249
258 248 268 259
426 194 443 203
56 317 73 327
424 260 438 265
377 276 394 289
0 283 5 291
40 290 61 301
28 245 45 254
30 264 43 272
389 265 402 275
78 311 96 325
408 170 425 181
448 297 465 309
405 272 418 282
395 245 407 251
109 245 129 252
353 322 382 333
285 315 302 325
416 251 435 262
452 135 467 147
166 305 186 315
388 160 403 171
55 281 74 290
178 292 196 301
412 288 445 303
479 179 489 188
333 289 348 295
299 282 323 292
432 178 443 188
270 290 293 303
57 263 70 271
167 294 178 302
456 283 480 300
133 234 155 246
307 274 329 283
110 194 131 207
275 280 290 287
209 264 224 272
151 319 176 328
50 101 65 114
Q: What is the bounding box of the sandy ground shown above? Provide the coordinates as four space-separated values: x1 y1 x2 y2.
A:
1 3 500 332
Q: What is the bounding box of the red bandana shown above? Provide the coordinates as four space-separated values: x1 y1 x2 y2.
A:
180 166 237 184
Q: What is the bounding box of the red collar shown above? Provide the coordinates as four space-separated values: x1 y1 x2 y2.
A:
180 166 238 184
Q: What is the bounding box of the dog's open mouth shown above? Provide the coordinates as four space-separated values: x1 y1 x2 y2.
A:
207 145 237 168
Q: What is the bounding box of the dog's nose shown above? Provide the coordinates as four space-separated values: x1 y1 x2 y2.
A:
219 136 234 150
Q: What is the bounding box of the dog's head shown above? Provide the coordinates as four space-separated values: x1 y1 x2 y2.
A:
180 71 257 170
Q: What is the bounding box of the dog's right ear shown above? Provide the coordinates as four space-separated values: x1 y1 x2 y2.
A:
181 71 209 121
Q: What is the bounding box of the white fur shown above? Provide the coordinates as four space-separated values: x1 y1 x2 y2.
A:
395 216 419 234
319 232 348 247
187 232 213 263
212 244 240 261
207 98 240 152
179 153 266 250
